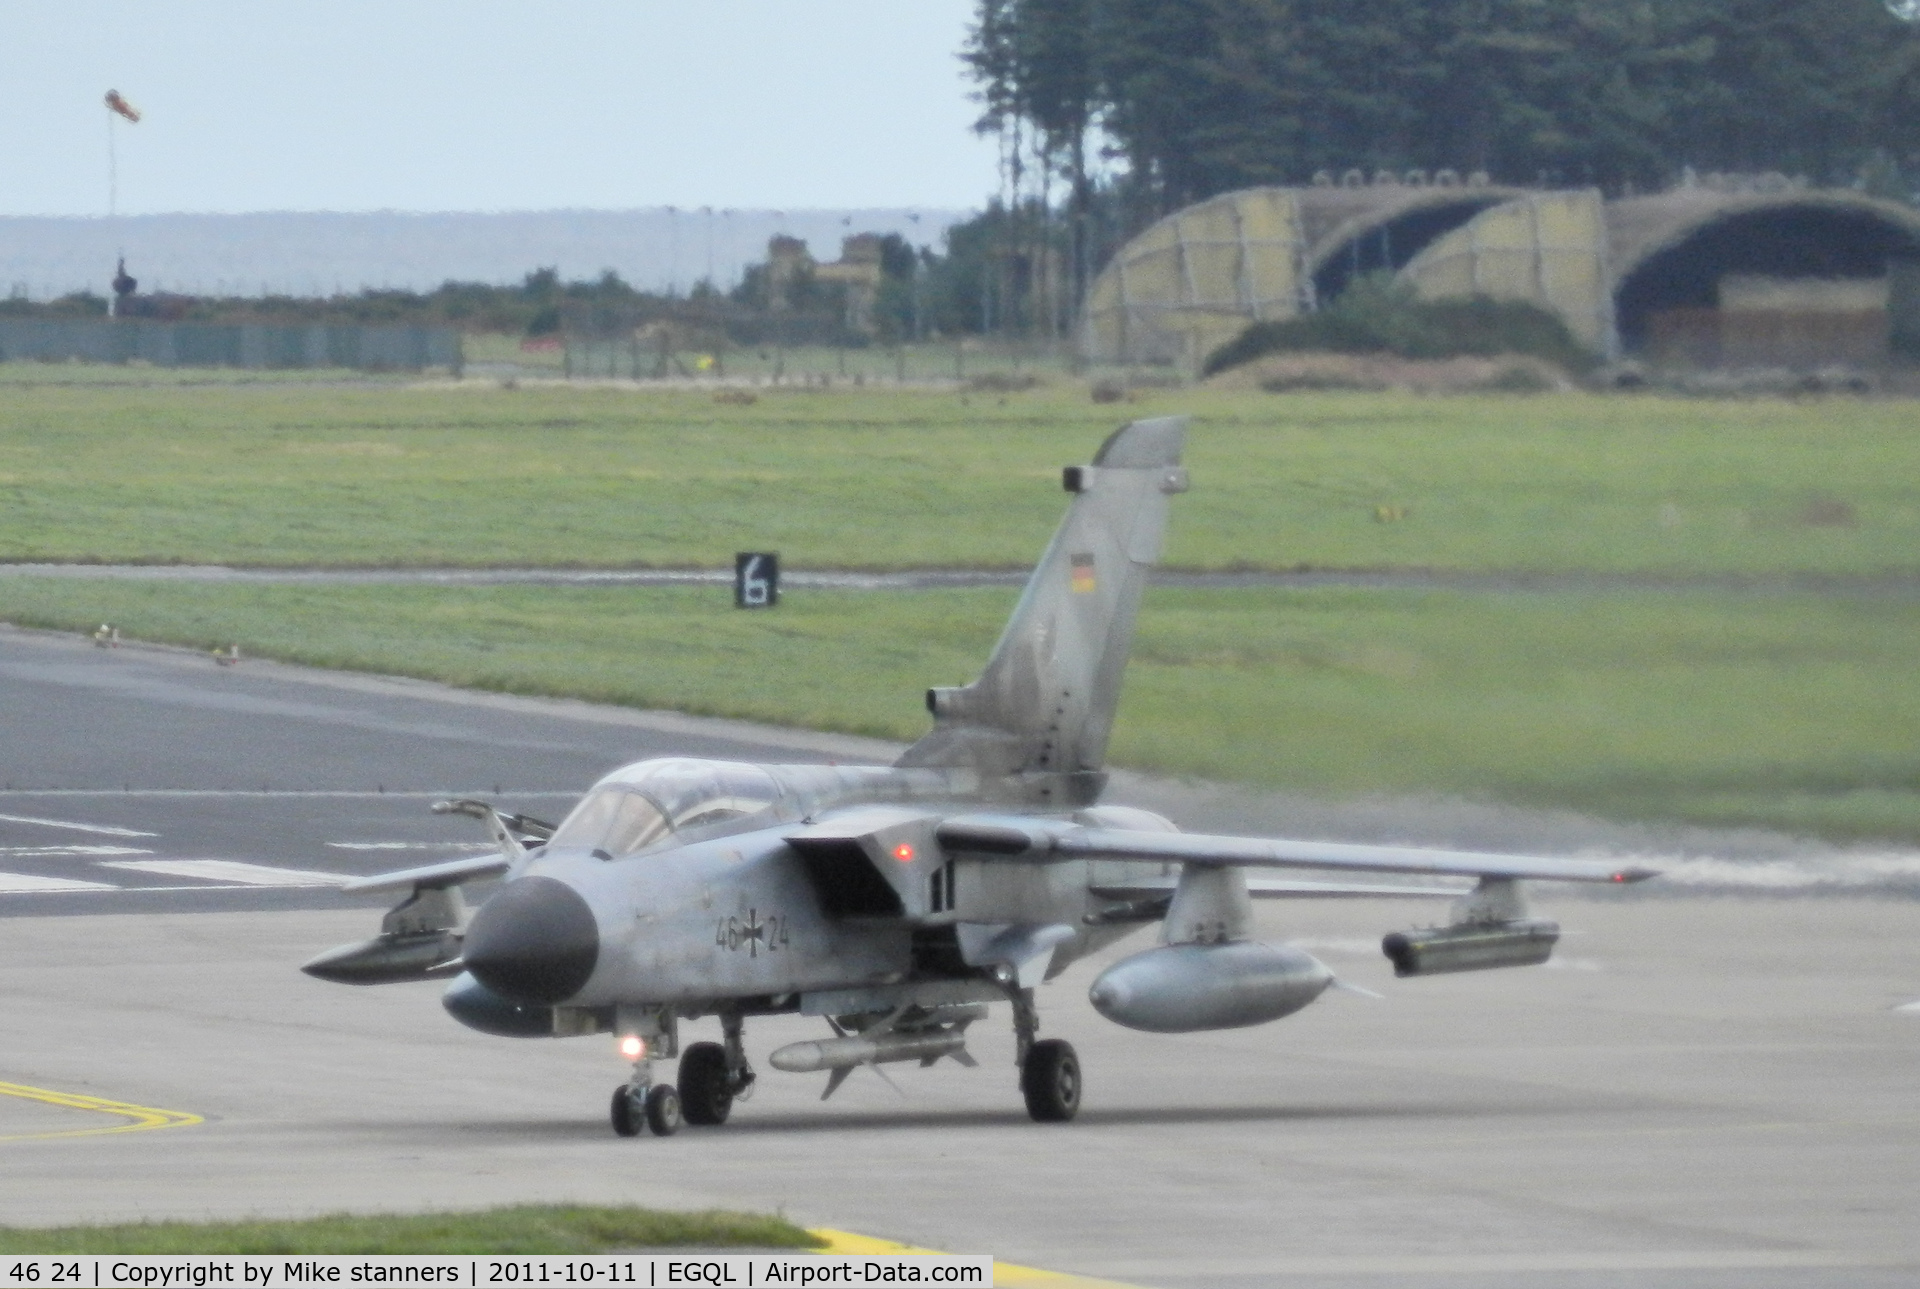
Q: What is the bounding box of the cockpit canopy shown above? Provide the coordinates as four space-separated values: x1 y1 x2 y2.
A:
548 758 783 859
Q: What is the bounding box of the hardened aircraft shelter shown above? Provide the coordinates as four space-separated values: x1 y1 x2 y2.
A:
1083 175 1920 370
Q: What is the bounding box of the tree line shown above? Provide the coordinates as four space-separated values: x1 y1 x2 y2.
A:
1 268 648 335
0 248 1029 346
966 0 1920 217
18 3 1914 348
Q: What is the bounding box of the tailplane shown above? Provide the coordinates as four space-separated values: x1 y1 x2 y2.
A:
897 416 1189 803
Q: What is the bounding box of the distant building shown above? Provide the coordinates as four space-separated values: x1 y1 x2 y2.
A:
764 235 812 312
0 209 963 302
762 234 886 333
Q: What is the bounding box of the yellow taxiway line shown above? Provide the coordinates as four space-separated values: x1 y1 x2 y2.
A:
811 1229 1147 1289
0 1080 203 1141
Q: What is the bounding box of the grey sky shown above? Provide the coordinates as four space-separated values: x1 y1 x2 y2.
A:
2 1 999 217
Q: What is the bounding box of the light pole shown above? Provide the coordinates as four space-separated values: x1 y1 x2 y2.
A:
703 206 715 287
666 206 679 296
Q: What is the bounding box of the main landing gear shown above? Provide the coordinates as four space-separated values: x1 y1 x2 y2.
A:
1021 1038 1080 1122
1010 984 1080 1123
679 1015 756 1126
611 1013 755 1138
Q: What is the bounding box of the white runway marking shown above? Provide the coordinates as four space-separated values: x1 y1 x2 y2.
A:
0 871 119 893
102 860 351 888
0 811 156 838
0 845 152 857
1896 1000 1920 1013
324 841 495 851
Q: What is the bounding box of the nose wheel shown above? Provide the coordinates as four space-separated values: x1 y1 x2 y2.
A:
611 1082 681 1137
610 1084 643 1136
610 1021 683 1138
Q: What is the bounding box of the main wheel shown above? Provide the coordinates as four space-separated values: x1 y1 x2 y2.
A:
678 1042 734 1126
644 1083 682 1136
1020 1038 1081 1123
610 1085 642 1137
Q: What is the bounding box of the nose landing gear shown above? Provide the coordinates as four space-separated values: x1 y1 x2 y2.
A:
611 1081 681 1137
610 1017 682 1137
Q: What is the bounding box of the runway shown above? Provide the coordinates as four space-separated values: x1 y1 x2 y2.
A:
0 623 892 916
2 623 1918 1286
5 621 1915 916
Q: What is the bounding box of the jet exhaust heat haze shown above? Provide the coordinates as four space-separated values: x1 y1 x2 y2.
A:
304 416 1658 1136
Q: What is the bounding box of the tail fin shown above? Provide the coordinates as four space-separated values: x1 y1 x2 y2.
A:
898 416 1189 803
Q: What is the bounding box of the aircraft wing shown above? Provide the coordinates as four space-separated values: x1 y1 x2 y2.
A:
1092 876 1469 900
340 852 511 895
937 817 1658 885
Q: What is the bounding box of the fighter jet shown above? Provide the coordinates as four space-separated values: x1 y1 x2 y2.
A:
304 416 1657 1136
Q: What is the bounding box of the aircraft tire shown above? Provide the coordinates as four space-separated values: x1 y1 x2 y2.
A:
678 1042 733 1126
645 1083 683 1136
1020 1039 1081 1123
610 1085 642 1137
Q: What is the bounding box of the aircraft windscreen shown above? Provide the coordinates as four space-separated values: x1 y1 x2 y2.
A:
549 760 782 858
548 787 670 857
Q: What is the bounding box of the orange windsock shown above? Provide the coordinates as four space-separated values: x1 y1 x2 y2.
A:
104 90 141 123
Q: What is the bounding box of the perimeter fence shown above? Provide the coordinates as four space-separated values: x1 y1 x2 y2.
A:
0 319 462 372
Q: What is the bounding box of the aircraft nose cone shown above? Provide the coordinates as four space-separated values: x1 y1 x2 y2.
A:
462 876 599 1004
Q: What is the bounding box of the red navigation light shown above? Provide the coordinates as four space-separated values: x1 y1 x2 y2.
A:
893 843 915 862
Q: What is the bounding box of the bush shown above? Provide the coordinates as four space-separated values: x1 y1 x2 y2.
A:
1204 274 1595 376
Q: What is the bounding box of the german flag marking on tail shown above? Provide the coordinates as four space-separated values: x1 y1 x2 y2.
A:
1069 552 1096 593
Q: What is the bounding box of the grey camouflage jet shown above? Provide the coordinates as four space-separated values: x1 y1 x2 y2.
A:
304 416 1657 1136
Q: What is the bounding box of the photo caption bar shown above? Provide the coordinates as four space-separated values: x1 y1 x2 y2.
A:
0 1257 991 1289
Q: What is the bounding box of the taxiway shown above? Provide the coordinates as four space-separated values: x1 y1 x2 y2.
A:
2 624 1917 1288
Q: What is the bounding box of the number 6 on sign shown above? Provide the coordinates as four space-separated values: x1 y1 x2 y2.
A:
734 552 779 608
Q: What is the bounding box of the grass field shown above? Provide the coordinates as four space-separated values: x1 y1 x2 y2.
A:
3 379 1916 842
1 382 1916 574
0 1205 820 1254
461 333 1079 386
7 577 1917 843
